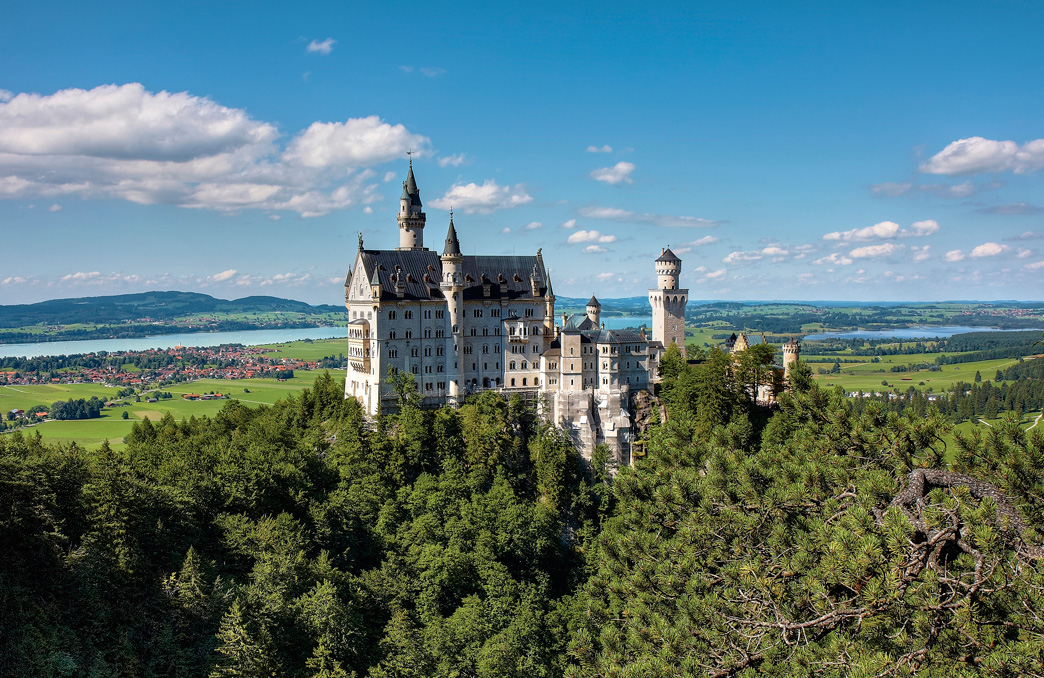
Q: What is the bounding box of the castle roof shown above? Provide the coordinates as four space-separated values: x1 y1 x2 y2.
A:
586 295 601 307
357 249 549 301
656 247 681 263
443 217 461 256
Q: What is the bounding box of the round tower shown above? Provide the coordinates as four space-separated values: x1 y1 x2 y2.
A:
397 159 426 250
440 213 463 402
782 337 801 380
586 296 601 326
656 247 681 290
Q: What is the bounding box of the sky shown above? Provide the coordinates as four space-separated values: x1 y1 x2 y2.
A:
2 1 1043 305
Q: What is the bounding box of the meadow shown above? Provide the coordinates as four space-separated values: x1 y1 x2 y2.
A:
3 369 327 449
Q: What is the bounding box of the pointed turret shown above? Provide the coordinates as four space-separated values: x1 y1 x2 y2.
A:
443 213 461 256
586 296 601 326
405 158 420 204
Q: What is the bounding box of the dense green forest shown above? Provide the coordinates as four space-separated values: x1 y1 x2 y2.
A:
2 353 1043 676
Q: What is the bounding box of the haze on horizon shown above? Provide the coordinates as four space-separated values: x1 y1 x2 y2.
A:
2 2 1043 306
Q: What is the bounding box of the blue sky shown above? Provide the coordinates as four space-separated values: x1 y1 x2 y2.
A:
2 1 1043 305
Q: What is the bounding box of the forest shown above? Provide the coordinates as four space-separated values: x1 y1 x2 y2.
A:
1 350 1043 676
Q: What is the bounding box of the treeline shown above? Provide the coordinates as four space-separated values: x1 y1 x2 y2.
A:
3 357 1044 675
0 320 337 345
846 374 1044 424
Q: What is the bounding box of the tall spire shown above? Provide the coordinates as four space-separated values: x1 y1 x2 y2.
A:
443 209 461 256
405 156 420 203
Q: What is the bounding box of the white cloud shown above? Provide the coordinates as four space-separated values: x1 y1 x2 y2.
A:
824 219 939 241
813 253 854 266
909 219 940 236
48 203 61 212
524 221 543 230
586 145 612 153
1017 248 1031 258
597 273 615 281
0 84 429 216
672 235 719 254
850 243 901 259
284 116 428 168
583 245 608 254
306 38 336 54
561 219 577 229
969 242 1006 258
420 67 446 77
761 246 788 257
211 269 237 281
61 271 101 282
579 205 719 228
2 276 27 284
0 90 12 103
912 246 932 262
701 269 726 281
363 206 372 214
501 227 511 234
431 179 533 214
723 250 762 264
383 171 397 182
437 153 467 167
920 136 1044 176
590 161 635 185
1025 260 1044 270
568 229 617 244
945 250 965 262
269 214 281 220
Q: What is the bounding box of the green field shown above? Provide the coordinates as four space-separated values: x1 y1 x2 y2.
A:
3 370 329 449
256 337 345 361
811 356 1026 393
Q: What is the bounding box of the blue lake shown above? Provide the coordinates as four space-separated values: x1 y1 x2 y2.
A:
0 327 347 359
804 326 1042 341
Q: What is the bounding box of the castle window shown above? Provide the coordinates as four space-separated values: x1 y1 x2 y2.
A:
437 346 444 356
435 310 444 319
411 348 419 357
464 346 473 354
437 365 444 372
483 328 488 336
425 366 432 373
424 329 431 338
491 309 500 317
532 345 537 353
405 330 413 339
405 310 413 319
389 330 397 339
388 349 397 358
524 308 533 317
471 329 476 336
436 329 444 338
494 345 500 353
511 378 516 386
521 361 528 369
424 310 431 319
424 347 431 357
411 365 418 374
522 378 527 386
473 309 483 317
510 361 516 370
388 310 396 320
482 345 489 354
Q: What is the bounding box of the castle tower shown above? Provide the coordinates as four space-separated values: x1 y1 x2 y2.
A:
397 159 426 250
586 296 601 327
440 213 463 402
782 337 800 381
649 247 688 355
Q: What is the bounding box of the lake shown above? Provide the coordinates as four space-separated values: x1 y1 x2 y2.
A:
0 327 347 359
804 325 1042 341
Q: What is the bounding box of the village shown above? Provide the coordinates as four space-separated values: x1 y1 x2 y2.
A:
0 343 335 389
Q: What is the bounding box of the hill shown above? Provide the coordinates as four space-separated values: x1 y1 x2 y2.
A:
0 291 343 328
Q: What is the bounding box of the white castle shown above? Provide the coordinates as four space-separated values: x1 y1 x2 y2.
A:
343 162 688 462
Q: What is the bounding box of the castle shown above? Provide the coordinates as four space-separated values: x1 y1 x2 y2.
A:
342 162 690 463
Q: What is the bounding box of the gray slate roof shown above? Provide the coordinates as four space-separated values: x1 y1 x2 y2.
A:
358 249 548 302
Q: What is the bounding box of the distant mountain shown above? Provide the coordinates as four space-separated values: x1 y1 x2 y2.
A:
0 291 343 328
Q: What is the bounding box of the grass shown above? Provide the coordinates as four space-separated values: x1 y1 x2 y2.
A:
256 337 345 361
3 370 328 449
811 356 1028 394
